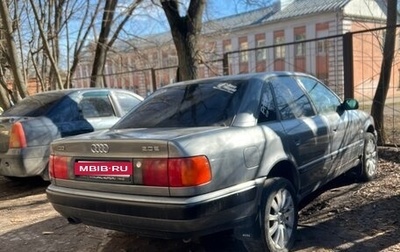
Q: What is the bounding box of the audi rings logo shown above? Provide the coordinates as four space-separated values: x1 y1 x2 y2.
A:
91 143 109 154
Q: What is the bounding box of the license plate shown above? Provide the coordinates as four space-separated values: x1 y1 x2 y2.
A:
74 160 133 183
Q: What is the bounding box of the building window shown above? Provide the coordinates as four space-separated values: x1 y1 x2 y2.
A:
224 43 232 53
294 27 306 56
205 41 218 61
223 39 232 59
317 40 329 54
223 39 232 52
152 52 158 65
162 51 168 67
274 36 286 59
256 34 267 61
239 37 248 63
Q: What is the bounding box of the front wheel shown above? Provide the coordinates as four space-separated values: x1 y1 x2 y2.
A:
358 132 378 182
243 178 298 252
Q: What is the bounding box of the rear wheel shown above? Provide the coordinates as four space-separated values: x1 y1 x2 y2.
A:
243 178 298 252
40 165 50 181
358 132 378 182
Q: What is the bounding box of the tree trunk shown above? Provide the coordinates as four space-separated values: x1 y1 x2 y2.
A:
0 0 28 99
161 0 206 82
49 0 65 90
370 0 397 145
90 0 118 88
171 28 199 82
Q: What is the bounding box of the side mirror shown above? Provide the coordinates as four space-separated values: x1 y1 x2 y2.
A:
342 98 359 110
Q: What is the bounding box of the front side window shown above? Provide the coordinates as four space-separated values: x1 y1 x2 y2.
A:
79 92 114 118
270 76 314 120
298 76 341 114
114 80 247 129
114 92 142 115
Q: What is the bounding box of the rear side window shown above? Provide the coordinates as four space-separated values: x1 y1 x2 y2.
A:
258 83 277 123
79 92 114 118
114 81 246 128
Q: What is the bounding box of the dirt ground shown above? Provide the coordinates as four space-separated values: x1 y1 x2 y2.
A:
0 147 399 252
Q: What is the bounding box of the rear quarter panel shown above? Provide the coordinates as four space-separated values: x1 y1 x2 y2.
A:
167 125 288 196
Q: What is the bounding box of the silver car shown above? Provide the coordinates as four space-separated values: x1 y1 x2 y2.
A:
0 88 143 180
46 72 377 252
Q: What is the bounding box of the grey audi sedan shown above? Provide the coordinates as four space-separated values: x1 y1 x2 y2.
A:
46 72 377 252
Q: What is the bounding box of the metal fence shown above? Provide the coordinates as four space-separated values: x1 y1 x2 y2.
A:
221 28 399 145
71 27 400 146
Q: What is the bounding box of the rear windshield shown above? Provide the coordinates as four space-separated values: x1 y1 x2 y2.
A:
2 92 66 117
114 80 247 128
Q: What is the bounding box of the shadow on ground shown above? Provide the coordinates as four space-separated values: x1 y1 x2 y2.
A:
0 176 49 201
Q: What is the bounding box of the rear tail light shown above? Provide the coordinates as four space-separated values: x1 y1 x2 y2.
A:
49 155 69 179
48 154 211 186
168 156 212 187
141 159 169 186
136 156 212 187
9 122 27 148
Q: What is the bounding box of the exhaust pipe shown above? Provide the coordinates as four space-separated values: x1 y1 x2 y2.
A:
67 217 82 224
182 238 192 243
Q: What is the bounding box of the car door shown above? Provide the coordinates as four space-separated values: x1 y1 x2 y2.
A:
269 75 331 195
297 76 363 176
78 91 120 131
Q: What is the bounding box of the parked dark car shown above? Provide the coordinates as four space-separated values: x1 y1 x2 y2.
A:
0 88 143 180
46 72 377 252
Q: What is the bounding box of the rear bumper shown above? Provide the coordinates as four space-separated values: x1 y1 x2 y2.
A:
0 146 48 178
46 180 264 239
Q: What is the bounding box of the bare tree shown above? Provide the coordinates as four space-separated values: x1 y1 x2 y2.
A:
0 0 28 102
160 0 206 82
371 0 397 145
65 0 102 88
90 0 143 88
28 0 64 90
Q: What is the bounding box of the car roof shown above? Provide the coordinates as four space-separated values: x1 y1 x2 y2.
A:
163 71 312 88
31 88 135 96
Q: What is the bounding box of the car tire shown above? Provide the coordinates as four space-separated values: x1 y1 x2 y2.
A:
40 165 50 181
243 177 298 252
358 132 378 182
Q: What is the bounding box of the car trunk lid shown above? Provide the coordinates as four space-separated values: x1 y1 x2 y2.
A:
49 127 216 193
